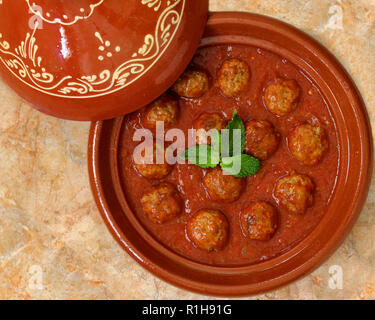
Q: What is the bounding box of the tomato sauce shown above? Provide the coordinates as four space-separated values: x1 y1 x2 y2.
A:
119 44 339 266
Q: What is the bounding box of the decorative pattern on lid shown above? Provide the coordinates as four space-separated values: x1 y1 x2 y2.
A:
0 0 185 99
26 0 105 26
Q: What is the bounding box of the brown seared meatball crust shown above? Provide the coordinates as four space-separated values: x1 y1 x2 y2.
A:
193 112 227 145
186 209 229 252
203 167 245 202
274 173 315 215
288 123 329 165
216 58 250 98
141 182 182 224
134 141 173 180
244 120 280 160
172 69 209 98
241 201 278 240
264 79 300 116
141 94 178 130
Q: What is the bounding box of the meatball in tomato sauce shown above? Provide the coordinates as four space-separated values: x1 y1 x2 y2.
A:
244 120 280 160
193 112 227 145
141 94 178 130
172 69 209 98
216 58 250 98
186 209 229 252
274 173 315 215
264 79 300 116
288 123 328 166
134 141 172 180
240 201 278 241
203 168 245 202
141 182 182 224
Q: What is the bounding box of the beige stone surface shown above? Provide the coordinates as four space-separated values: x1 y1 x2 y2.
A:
0 0 374 300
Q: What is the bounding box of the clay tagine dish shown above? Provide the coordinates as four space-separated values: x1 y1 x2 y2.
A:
0 0 208 120
89 12 373 296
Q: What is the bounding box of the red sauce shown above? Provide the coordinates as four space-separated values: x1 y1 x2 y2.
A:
119 44 339 266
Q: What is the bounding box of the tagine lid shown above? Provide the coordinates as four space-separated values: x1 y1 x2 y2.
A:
0 0 209 120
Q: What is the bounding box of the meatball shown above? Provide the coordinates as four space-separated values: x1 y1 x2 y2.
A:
142 94 178 130
264 79 300 116
240 201 278 240
274 173 315 214
186 209 229 252
193 112 227 145
288 123 328 165
134 141 172 179
141 182 182 224
216 58 250 98
203 167 244 202
244 120 280 160
172 69 209 98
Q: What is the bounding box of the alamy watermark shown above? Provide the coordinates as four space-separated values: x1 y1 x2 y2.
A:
132 121 244 174
28 264 43 290
328 265 343 290
28 4 43 30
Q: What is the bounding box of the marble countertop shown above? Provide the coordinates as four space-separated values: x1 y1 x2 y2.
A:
0 0 374 300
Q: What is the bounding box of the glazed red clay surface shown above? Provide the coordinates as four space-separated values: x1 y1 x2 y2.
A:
0 0 208 120
118 44 339 266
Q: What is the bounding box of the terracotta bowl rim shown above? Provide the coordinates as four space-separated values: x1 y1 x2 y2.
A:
88 12 373 296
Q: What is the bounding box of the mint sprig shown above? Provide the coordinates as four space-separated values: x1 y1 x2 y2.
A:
182 110 261 178
222 109 245 157
221 154 261 178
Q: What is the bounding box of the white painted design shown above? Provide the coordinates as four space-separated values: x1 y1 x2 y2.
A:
142 0 163 11
95 32 121 61
26 0 105 26
0 22 73 92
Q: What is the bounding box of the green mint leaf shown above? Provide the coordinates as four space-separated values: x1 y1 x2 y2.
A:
220 154 261 178
222 109 245 157
183 145 219 168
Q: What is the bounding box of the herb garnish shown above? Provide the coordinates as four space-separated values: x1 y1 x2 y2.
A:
183 110 261 178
